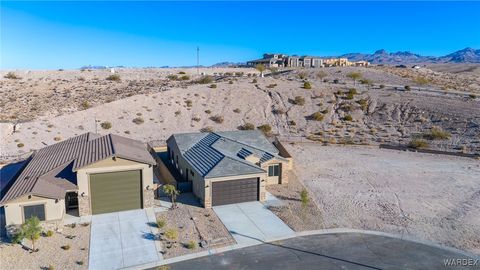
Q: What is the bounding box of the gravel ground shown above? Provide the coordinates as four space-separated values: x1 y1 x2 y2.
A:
286 142 480 254
266 171 324 231
156 203 234 259
0 223 90 270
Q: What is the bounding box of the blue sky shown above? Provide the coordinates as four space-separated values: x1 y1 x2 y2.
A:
1 1 479 69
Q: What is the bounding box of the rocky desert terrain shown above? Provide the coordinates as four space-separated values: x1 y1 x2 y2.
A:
1 66 479 159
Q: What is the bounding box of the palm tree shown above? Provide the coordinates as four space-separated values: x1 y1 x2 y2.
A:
15 216 42 252
162 184 180 209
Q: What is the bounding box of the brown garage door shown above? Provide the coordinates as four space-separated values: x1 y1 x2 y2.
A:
212 178 259 206
90 170 142 214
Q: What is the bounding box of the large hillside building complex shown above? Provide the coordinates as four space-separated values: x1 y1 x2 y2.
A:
247 53 370 68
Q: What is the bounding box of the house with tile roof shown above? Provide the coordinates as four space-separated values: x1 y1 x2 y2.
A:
165 130 293 208
0 133 156 227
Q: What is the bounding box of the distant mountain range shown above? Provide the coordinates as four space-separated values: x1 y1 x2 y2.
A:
339 48 480 64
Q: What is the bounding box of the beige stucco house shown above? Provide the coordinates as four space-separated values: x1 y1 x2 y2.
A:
0 133 156 229
164 131 292 208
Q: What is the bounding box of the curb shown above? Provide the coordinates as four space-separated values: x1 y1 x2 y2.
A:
120 228 479 269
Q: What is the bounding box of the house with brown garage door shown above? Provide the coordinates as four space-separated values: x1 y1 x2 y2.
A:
0 132 156 231
165 130 293 208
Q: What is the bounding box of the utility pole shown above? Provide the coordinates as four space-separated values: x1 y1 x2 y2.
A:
196 46 200 75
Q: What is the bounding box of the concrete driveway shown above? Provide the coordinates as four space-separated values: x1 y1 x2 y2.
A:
213 201 294 245
89 209 161 270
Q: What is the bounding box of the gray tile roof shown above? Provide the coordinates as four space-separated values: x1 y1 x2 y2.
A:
1 133 155 204
169 130 287 179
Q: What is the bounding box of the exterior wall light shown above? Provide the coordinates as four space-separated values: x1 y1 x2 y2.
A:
81 192 85 197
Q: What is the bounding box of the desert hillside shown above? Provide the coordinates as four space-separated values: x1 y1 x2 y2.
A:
1 66 479 159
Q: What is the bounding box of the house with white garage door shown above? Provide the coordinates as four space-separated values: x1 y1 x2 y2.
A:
165 130 293 208
0 132 156 230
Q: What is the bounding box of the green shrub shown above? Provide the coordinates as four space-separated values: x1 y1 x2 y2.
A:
100 121 112 129
344 115 353 121
106 74 121 82
346 92 354 100
348 88 358 95
414 76 430 85
357 99 368 111
185 100 193 107
132 117 144 125
45 230 54 237
76 261 84 266
81 101 91 110
196 76 213 84
409 138 429 149
303 81 312 89
266 84 277 89
186 240 197 249
180 75 190 81
404 85 411 91
252 79 257 83
311 112 324 121
17 143 24 148
47 265 55 270
293 96 305 106
165 228 178 241
257 124 272 134
298 71 308 80
61 244 71 250
239 123 255 130
300 188 309 208
204 109 211 114
209 84 217 88
200 126 214 133
4 72 20 79
233 108 241 113
178 71 186 74
210 115 224 124
156 219 166 229
272 108 285 115
167 74 178 80
229 80 234 84
423 126 451 140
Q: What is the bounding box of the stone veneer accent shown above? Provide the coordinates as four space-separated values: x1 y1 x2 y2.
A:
78 196 91 216
280 163 289 184
143 189 155 208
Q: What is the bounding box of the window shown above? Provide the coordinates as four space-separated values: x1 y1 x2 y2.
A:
268 164 279 177
23 204 45 221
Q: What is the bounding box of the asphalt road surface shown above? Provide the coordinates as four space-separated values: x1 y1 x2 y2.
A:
163 233 479 270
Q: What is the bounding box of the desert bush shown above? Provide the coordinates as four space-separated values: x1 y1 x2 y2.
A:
132 117 144 125
185 100 193 107
167 74 179 80
178 71 186 74
346 92 354 100
298 71 308 80
17 143 24 148
196 75 213 84
100 121 112 129
266 83 277 89
255 64 266 76
272 108 285 115
45 230 54 237
76 261 84 266
333 79 339 84
229 80 234 84
235 72 244 77
200 126 214 133
180 75 190 81
293 96 305 106
106 74 121 82
346 72 362 85
423 126 451 140
61 244 71 250
47 265 55 270
156 219 166 229
359 79 372 85
186 240 197 249
124 130 130 134
165 228 178 241
239 123 255 130
409 138 429 149
204 109 211 114
209 84 217 88
300 188 309 209
252 79 257 83
316 71 327 80
344 115 353 121
469 94 477 99
379 84 385 89
257 124 272 134
53 137 62 141
414 76 430 85
357 99 368 111
310 112 324 121
303 81 312 89
404 85 411 91
81 101 91 110
288 120 296 126
348 88 358 95
4 72 20 79
174 110 181 116
233 108 241 113
210 115 224 124
321 108 329 114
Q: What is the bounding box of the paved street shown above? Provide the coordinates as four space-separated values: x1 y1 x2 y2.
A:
89 209 160 270
165 232 479 270
213 201 295 245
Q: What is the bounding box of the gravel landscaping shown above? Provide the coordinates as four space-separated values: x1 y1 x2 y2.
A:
0 223 90 270
266 170 324 231
155 201 235 259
